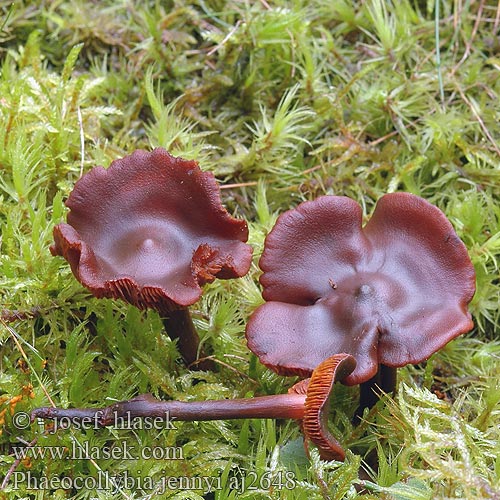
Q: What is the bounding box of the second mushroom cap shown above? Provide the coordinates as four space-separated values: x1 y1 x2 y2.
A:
246 192 476 385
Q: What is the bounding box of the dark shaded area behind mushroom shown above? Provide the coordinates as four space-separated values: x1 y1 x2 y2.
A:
246 193 476 410
51 148 253 369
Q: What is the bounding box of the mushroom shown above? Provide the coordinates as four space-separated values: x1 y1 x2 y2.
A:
31 353 356 461
51 148 253 370
245 193 476 411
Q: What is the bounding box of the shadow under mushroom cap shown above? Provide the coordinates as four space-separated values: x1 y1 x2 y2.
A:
246 193 476 385
51 148 253 312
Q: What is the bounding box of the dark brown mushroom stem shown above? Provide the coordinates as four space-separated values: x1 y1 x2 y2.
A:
160 308 213 370
356 364 397 419
31 353 356 461
31 393 307 422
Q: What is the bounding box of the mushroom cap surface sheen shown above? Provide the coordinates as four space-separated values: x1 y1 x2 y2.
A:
246 193 476 385
51 148 253 313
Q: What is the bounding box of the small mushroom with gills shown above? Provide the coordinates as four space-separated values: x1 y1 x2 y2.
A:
245 193 476 412
31 353 356 461
51 148 253 370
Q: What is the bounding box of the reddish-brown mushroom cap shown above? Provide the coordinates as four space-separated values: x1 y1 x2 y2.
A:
51 148 253 314
246 193 476 385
